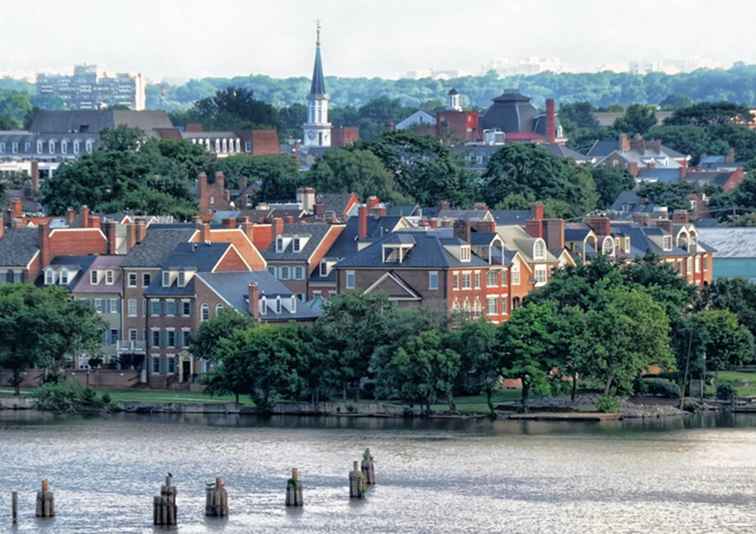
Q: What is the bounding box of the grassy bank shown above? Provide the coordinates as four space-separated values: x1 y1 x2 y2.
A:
716 371 756 396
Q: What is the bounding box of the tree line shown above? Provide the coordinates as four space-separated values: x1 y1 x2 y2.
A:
192 256 756 416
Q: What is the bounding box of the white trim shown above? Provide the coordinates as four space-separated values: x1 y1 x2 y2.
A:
210 243 252 272
363 272 422 301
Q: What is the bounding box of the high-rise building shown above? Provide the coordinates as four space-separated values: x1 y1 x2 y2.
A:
36 64 146 111
302 22 331 148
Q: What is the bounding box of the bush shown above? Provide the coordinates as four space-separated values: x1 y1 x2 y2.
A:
716 382 737 401
32 380 107 414
101 392 112 405
637 378 680 399
595 395 620 413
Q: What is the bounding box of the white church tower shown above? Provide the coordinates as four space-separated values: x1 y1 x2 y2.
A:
303 21 331 148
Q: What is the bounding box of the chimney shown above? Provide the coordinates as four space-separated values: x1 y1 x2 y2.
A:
453 220 472 242
273 217 284 238
619 133 630 152
39 222 51 268
358 205 369 240
586 216 611 237
135 219 147 243
11 198 23 219
672 210 689 225
81 205 90 228
297 187 316 212
241 221 255 242
439 200 450 210
314 201 325 220
238 176 249 208
88 215 101 230
679 165 688 179
428 218 439 229
214 171 225 194
627 162 640 177
30 161 40 194
248 283 260 320
285 215 295 224
107 222 118 255
657 219 673 233
545 98 556 144
197 221 210 244
198 172 209 212
127 223 137 249
222 217 236 229
531 202 544 221
0 214 5 240
65 207 76 226
367 196 381 210
543 219 565 252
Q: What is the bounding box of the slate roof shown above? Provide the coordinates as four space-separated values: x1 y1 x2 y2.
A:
44 256 97 289
564 224 593 242
310 44 326 96
263 222 331 261
540 143 589 162
470 232 498 246
71 256 125 294
385 204 420 217
637 168 681 184
697 228 756 258
337 231 487 269
610 190 644 213
29 110 173 136
684 171 737 188
317 193 354 218
121 226 195 267
492 209 531 225
480 91 557 136
0 228 38 267
161 242 231 271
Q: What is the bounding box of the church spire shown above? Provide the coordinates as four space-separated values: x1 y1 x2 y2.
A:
310 20 326 97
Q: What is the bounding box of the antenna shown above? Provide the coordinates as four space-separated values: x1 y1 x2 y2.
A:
316 19 321 47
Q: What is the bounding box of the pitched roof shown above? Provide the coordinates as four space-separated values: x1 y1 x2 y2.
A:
310 45 326 96
29 110 173 136
540 142 589 162
697 228 756 258
44 256 98 289
161 242 231 271
121 226 195 267
263 222 331 261
637 168 681 184
0 228 38 267
492 209 531 225
70 255 125 294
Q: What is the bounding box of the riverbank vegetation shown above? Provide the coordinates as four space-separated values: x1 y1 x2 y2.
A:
193 256 755 416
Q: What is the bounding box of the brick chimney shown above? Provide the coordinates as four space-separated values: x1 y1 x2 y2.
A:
135 219 147 243
241 221 255 242
586 216 611 237
545 98 556 144
525 202 545 238
238 176 249 208
543 219 565 252
358 205 369 240
453 220 472 242
88 215 101 231
619 133 630 152
11 198 22 219
273 217 284 238
531 202 544 221
679 163 688 179
285 215 295 224
314 201 325 220
248 282 260 320
107 221 118 255
222 217 236 229
367 196 381 210
65 207 76 226
127 223 137 249
428 218 439 229
197 172 209 212
81 205 90 228
197 221 210 244
30 161 39 195
0 214 5 240
672 210 689 225
39 222 51 268
214 171 225 194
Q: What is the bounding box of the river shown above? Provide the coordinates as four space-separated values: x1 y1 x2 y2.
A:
0 411 755 533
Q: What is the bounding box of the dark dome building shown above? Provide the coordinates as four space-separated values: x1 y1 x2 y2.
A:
480 91 561 143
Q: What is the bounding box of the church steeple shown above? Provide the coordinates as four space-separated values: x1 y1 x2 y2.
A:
310 20 326 97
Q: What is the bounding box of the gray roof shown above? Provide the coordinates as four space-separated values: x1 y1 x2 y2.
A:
44 256 97 289
70 256 125 294
121 226 195 267
492 209 531 225
541 143 589 162
480 91 556 136
29 110 173 136
161 242 230 271
316 193 354 218
637 168 681 184
564 225 592 242
697 228 756 258
310 44 326 96
263 222 331 261
0 228 38 267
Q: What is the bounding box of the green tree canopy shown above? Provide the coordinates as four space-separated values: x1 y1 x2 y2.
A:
613 104 658 135
665 102 753 127
307 148 401 201
590 167 636 208
214 154 301 202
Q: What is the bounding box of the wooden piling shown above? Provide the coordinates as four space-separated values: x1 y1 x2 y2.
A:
153 475 177 527
11 491 17 524
361 448 376 486
205 478 229 517
35 480 55 518
349 461 367 499
285 468 304 507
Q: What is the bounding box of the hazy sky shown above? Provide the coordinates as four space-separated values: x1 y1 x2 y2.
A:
3 0 753 81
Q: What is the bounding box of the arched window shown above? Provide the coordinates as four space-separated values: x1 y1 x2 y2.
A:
602 236 615 256
85 140 94 153
73 140 80 154
533 239 546 260
49 139 56 154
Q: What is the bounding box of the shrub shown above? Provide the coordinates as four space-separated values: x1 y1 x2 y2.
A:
637 378 680 399
32 380 106 414
101 392 112 405
716 382 737 401
595 395 620 413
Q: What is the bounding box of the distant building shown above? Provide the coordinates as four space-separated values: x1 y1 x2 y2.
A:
589 133 690 176
303 23 331 148
395 110 436 131
696 227 756 283
479 91 562 144
36 64 146 111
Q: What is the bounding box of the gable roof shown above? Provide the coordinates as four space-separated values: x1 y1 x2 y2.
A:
697 228 756 258
262 222 331 261
363 272 422 301
0 228 38 267
121 226 195 267
161 242 232 271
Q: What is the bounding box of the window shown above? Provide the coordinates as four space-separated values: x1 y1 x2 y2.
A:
105 270 114 285
275 298 282 314
280 266 290 280
345 270 356 289
294 266 305 280
663 236 673 251
182 300 192 317
61 140 68 154
460 246 471 262
127 299 137 317
178 271 186 287
0 142 5 153
624 237 631 254
474 272 481 289
487 297 497 316
687 256 693 275
152 357 160 374
276 237 284 253
695 255 701 273
86 140 93 153
182 329 192 347
37 140 43 154
109 329 119 345
452 272 459 290
162 271 171 287
165 300 177 316
45 270 56 285
167 330 176 348
142 273 151 287
487 271 498 288
150 299 161 317
602 237 615 256
511 264 521 285
293 238 301 252
260 297 267 315
151 329 161 347
127 273 137 288
201 304 209 321
268 266 277 278
216 304 224 315
73 140 80 154
534 240 546 260
90 270 99 285
428 271 439 290
11 142 18 154
167 357 176 374
462 272 471 289
109 298 118 314
94 299 104 314
320 261 329 277
535 265 547 284
49 140 56 154
59 269 69 285
128 329 138 342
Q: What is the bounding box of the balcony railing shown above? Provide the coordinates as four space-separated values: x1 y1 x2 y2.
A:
117 340 146 354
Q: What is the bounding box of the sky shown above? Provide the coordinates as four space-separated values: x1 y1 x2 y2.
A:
2 0 754 81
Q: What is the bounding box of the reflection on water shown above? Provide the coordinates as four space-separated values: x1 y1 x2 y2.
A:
1 411 755 533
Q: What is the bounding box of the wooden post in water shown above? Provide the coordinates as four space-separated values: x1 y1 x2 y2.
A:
35 480 55 518
349 461 367 499
205 478 229 517
361 448 376 486
285 468 304 507
11 491 17 524
153 475 177 527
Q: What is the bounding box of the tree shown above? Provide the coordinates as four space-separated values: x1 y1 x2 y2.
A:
646 125 728 165
482 143 598 216
184 86 279 130
591 167 636 208
698 278 756 349
498 302 563 411
665 102 752 127
558 102 598 135
358 131 475 206
375 328 460 415
613 104 658 135
214 154 301 202
696 310 754 372
637 181 696 211
190 310 250 363
308 148 401 201
446 319 500 416
0 285 105 394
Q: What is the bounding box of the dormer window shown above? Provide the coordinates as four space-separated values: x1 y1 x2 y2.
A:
178 271 186 287
460 246 471 262
290 297 297 313
162 271 171 287
663 236 673 251
59 269 69 285
45 270 56 285
275 297 282 314
90 270 99 285
293 238 301 252
624 237 631 254
260 296 267 315
276 237 284 253
105 270 114 285
320 260 329 277
533 240 546 260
